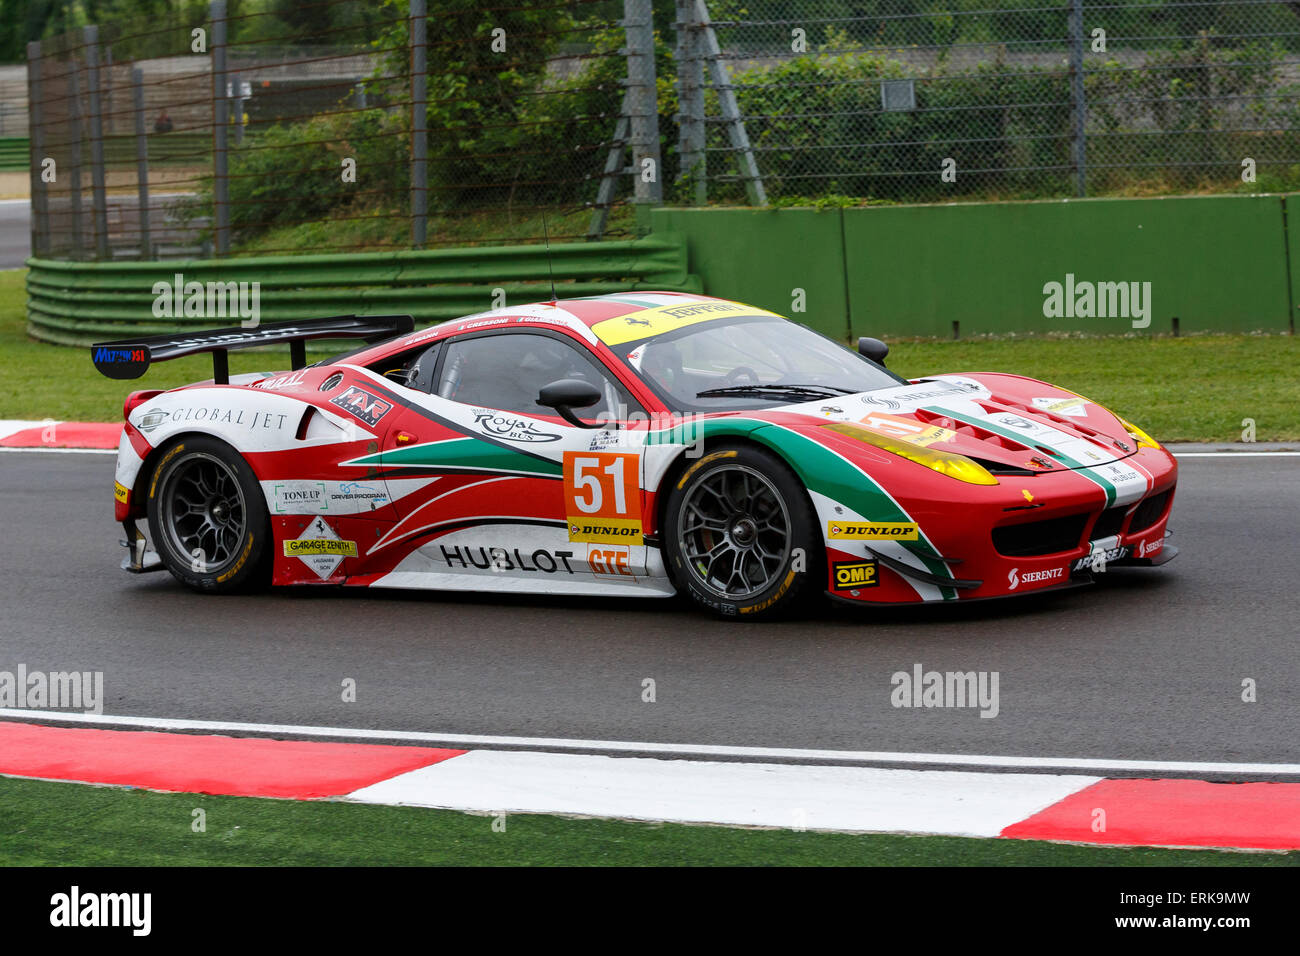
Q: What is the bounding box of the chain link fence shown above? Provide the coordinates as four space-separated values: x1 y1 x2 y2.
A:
680 0 1300 204
25 0 640 261
21 0 1300 262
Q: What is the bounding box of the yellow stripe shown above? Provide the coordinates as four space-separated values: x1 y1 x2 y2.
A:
591 301 781 345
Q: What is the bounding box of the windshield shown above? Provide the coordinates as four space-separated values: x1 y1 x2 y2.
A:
614 315 906 412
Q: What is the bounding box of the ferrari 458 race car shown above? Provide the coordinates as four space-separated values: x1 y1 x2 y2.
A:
93 293 1177 620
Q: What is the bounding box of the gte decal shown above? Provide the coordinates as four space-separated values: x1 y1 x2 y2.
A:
330 386 393 427
832 560 878 590
590 546 635 576
826 521 919 541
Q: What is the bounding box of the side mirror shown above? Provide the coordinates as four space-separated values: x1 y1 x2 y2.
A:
857 337 889 365
538 378 603 429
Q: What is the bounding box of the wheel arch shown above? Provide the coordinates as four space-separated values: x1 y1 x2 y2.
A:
651 424 824 563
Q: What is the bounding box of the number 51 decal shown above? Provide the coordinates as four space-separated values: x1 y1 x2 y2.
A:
564 451 642 544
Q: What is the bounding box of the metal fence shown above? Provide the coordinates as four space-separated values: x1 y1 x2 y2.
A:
25 0 642 261
22 0 1300 263
681 0 1300 204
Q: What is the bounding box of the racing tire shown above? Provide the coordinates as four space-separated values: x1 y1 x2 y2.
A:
663 444 822 621
146 436 271 593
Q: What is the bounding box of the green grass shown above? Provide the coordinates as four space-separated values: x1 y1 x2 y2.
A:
233 203 637 256
0 777 1292 866
1 269 297 422
887 333 1300 443
2 267 1296 440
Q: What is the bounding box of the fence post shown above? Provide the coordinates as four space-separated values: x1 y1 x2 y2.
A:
675 0 706 205
410 0 428 248
67 62 85 259
26 41 49 258
132 67 151 259
1068 0 1088 198
693 0 765 206
84 26 110 260
624 0 663 207
211 0 230 256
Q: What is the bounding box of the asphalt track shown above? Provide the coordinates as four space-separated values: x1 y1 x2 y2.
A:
1 450 1297 776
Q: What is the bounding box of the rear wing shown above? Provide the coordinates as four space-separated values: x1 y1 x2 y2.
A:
90 314 415 384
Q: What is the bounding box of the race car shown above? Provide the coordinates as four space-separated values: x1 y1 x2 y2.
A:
92 292 1177 620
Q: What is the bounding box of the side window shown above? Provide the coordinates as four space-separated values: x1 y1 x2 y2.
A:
436 332 638 419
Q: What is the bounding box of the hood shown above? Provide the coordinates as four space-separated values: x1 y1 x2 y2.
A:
778 375 1139 475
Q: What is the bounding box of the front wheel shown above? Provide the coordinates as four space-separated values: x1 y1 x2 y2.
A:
146 436 270 592
663 444 821 620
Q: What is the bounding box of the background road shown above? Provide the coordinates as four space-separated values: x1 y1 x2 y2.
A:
1 451 1296 775
0 200 28 269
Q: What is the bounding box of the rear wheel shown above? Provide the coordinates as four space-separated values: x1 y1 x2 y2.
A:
146 436 270 592
663 444 821 620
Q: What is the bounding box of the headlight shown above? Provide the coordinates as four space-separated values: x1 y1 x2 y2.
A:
823 422 999 485
1118 417 1161 450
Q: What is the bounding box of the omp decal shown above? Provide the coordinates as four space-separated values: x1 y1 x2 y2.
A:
330 386 393 428
565 451 642 544
827 521 920 541
113 481 129 503
285 517 356 580
832 560 879 590
591 302 781 346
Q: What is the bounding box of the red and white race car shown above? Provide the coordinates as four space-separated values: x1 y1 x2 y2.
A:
93 292 1176 620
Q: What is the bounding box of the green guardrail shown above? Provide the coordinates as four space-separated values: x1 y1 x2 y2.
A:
0 137 29 172
654 196 1297 337
25 232 702 346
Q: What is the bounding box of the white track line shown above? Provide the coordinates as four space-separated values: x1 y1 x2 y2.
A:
2 709 1298 776
1176 452 1300 458
0 447 116 455
348 751 1100 837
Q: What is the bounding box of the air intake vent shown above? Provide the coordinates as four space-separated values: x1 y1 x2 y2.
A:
1129 489 1172 534
993 513 1089 557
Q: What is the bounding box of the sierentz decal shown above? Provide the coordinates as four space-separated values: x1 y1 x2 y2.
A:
590 302 780 346
832 560 879 590
827 521 919 541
